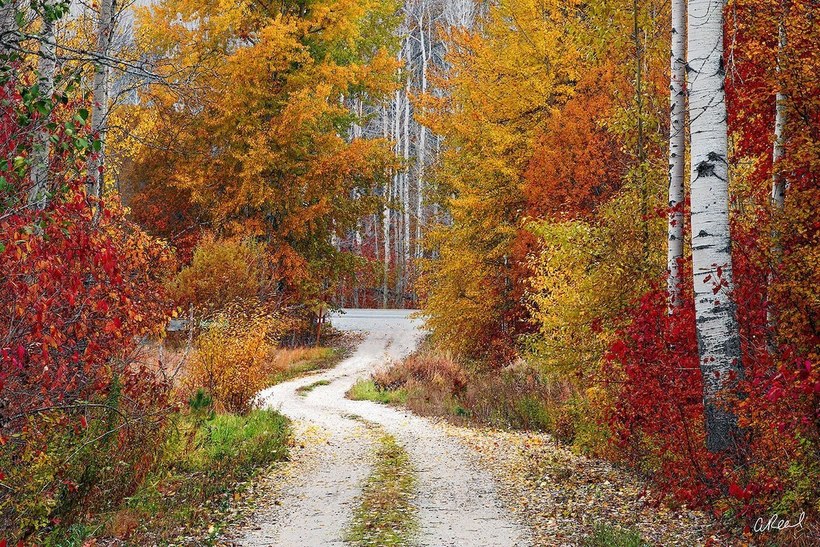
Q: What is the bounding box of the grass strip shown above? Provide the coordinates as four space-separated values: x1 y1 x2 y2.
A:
346 434 417 546
347 379 408 405
297 379 331 395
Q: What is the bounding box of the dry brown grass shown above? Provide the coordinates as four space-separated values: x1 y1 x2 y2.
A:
367 350 584 443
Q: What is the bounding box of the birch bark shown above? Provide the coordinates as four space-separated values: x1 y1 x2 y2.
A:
687 0 744 453
767 1 789 343
0 0 19 56
771 5 787 211
88 0 115 201
29 1 59 208
415 10 428 259
667 0 686 308
383 106 391 308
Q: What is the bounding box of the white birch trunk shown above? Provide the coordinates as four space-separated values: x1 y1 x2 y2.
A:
771 6 787 210
28 1 59 208
0 0 19 57
767 2 789 344
667 0 686 308
392 84 403 304
383 102 393 308
402 67 411 273
87 0 115 201
687 0 744 453
415 10 428 260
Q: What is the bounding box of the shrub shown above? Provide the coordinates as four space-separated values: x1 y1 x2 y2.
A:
0 194 175 541
187 303 286 413
605 270 819 519
168 237 275 313
366 350 587 439
373 351 467 393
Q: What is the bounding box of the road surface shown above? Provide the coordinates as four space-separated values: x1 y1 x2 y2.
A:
233 309 530 546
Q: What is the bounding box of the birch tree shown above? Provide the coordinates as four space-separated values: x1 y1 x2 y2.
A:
687 0 744 453
766 0 789 344
667 0 686 308
87 0 115 201
0 0 19 56
28 0 60 208
770 6 787 212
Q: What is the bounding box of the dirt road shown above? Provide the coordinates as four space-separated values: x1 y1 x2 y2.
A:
233 309 530 546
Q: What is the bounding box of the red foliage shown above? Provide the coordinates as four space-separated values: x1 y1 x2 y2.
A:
605 240 817 517
0 59 176 523
0 192 175 430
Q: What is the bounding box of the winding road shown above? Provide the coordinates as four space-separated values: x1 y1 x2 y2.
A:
233 309 530 546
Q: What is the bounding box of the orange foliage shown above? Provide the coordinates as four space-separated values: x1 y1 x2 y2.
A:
169 237 275 313
524 67 629 219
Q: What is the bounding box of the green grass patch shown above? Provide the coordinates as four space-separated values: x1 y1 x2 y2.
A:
347 379 408 405
121 408 290 542
297 379 331 395
347 434 417 546
583 524 648 547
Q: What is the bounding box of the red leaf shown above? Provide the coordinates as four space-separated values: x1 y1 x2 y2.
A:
728 482 746 499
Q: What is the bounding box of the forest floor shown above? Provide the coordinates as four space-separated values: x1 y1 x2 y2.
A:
220 309 720 547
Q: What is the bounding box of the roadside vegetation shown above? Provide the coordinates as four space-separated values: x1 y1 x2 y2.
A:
346 347 590 448
584 525 647 547
346 434 417 547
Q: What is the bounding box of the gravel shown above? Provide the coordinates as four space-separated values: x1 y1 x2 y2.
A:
229 309 531 547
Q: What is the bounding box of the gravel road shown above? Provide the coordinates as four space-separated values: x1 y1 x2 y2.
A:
232 309 531 547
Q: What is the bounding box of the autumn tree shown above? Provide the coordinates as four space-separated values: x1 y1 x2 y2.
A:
119 0 400 304
418 0 577 359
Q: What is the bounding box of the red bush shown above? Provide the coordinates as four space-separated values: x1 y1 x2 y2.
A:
605 246 818 519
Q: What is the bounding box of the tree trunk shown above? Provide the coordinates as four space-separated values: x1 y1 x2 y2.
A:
767 0 789 346
667 0 686 308
402 64 411 286
0 0 19 57
28 1 58 208
416 10 428 260
687 0 744 453
383 103 392 308
87 0 116 201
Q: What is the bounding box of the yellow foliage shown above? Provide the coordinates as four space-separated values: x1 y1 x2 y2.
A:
169 237 274 312
418 0 580 359
188 304 284 413
116 0 401 301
